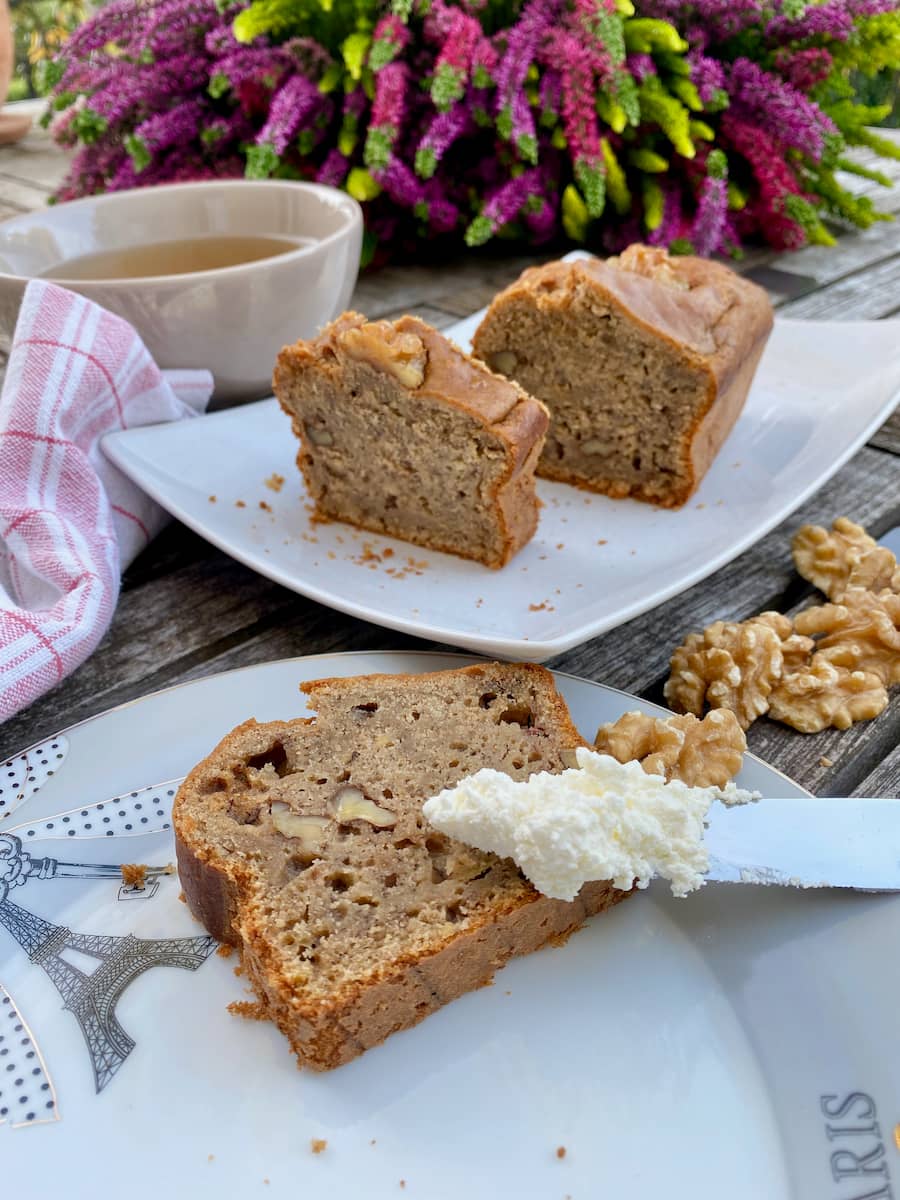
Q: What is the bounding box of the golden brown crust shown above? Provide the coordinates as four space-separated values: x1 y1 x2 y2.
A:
274 312 549 568
173 664 629 1070
240 877 622 1071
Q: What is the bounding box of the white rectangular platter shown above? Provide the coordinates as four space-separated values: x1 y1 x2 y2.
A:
103 312 900 660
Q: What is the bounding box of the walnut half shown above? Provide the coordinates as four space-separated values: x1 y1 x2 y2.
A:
792 517 900 601
338 321 427 389
664 616 785 729
595 708 746 789
768 657 888 733
793 587 900 687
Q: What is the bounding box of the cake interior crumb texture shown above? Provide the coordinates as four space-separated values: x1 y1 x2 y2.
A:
273 312 548 568
472 246 773 508
173 663 628 1070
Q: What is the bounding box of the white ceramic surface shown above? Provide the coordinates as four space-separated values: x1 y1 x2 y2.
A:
1 651 897 1200
103 316 900 659
0 180 362 402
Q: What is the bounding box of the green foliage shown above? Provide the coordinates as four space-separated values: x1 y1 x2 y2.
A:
234 0 376 52
244 142 280 178
9 0 88 99
561 183 588 240
638 77 694 158
124 133 151 171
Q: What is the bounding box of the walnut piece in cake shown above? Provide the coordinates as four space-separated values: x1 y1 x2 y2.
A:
792 517 900 601
594 708 745 788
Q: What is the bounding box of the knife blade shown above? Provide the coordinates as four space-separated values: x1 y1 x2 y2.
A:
704 795 900 890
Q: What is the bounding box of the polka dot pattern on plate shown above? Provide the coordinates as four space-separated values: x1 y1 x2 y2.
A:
6 779 179 842
0 985 59 1129
0 737 68 825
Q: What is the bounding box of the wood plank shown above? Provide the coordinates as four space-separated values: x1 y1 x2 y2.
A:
746 691 900 798
352 251 549 320
870 408 900 455
777 252 900 320
0 173 55 211
851 739 900 798
765 216 900 306
376 303 458 331
0 200 27 222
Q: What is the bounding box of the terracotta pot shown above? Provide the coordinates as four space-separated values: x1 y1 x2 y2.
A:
0 0 12 106
0 0 32 144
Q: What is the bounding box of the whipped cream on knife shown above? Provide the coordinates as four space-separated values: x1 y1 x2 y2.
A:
423 748 755 900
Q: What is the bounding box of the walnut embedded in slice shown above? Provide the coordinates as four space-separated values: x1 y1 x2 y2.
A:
792 517 900 602
329 785 397 828
595 708 746 789
768 656 888 733
338 321 427 388
793 587 900 687
664 618 784 729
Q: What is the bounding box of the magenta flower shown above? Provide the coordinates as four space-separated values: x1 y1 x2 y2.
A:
317 149 350 187
371 61 408 130
728 57 836 162
47 0 900 259
256 74 322 153
690 175 728 256
415 105 472 177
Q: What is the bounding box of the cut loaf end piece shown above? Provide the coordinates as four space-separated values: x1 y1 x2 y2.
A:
173 662 629 1071
274 312 549 568
472 245 774 508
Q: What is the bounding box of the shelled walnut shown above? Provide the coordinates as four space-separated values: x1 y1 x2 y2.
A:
793 588 900 687
750 611 815 673
768 658 888 733
664 616 786 729
595 708 746 789
792 517 900 602
664 517 897 739
338 321 427 388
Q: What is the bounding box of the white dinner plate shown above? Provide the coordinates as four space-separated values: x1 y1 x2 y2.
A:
2 651 897 1199
102 266 900 659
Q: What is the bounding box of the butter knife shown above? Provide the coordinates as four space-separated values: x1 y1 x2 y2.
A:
704 795 900 890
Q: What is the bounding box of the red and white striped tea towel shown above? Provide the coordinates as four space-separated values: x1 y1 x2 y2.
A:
0 281 213 722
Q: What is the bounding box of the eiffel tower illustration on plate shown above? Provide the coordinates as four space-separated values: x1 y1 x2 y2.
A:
0 834 216 1093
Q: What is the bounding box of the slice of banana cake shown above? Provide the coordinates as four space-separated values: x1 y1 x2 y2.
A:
173 662 628 1071
472 245 773 508
274 313 549 567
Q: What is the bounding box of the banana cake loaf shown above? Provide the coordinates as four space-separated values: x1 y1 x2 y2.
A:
273 313 549 568
472 245 773 508
173 663 628 1071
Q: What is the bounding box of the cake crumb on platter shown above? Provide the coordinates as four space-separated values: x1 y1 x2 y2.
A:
227 999 267 1021
259 500 273 512
265 473 285 492
235 499 246 508
120 863 147 888
311 1139 327 1155
216 943 234 958
556 1146 567 1160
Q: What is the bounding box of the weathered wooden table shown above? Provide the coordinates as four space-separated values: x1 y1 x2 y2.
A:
2 114 899 796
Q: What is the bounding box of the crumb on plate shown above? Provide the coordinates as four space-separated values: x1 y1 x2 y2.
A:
120 863 147 889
